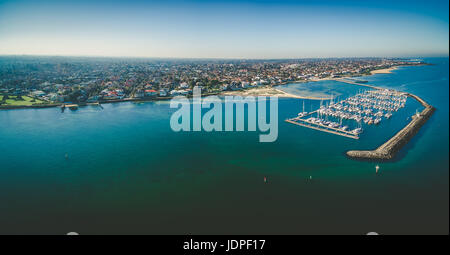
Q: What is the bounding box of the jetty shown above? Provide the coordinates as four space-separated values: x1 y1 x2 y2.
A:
346 93 435 160
332 78 381 89
64 104 79 110
286 117 360 139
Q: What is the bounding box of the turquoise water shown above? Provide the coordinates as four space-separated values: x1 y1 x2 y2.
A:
277 79 363 99
0 58 448 234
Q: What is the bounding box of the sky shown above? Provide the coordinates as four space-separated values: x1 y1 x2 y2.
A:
0 0 448 58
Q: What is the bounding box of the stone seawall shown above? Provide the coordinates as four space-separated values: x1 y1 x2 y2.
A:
346 93 435 160
0 104 60 110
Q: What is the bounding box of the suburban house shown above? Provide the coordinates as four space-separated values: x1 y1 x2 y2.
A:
145 89 158 97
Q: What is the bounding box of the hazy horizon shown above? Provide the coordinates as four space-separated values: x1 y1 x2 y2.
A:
0 54 448 60
0 0 448 58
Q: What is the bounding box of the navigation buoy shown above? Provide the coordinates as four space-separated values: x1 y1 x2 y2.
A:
264 176 267 184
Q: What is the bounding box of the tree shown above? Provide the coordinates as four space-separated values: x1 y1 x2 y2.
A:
189 80 196 89
68 90 82 102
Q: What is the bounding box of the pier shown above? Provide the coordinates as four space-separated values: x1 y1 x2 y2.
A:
63 104 79 110
285 118 360 139
332 78 381 89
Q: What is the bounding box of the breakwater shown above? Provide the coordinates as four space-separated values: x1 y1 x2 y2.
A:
332 78 381 89
346 93 435 160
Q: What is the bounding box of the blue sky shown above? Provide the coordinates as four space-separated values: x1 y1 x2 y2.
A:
0 0 448 58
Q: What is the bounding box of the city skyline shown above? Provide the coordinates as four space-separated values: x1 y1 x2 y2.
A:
0 0 449 59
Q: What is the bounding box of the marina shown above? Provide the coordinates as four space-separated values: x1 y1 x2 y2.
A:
346 92 435 160
286 88 408 139
285 77 436 160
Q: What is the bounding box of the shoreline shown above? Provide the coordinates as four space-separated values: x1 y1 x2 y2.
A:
215 65 409 100
0 63 426 111
370 66 399 74
220 86 333 100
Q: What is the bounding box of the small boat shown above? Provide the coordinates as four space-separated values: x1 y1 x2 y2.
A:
352 128 363 135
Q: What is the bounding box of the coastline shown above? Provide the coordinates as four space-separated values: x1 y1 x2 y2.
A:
216 66 406 100
0 64 425 111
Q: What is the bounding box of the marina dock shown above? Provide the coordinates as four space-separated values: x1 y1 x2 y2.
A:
285 118 360 139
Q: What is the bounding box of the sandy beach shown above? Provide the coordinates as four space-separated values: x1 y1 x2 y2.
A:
370 66 398 74
220 86 332 100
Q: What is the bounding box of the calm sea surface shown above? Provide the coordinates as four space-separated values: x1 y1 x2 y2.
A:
0 58 448 234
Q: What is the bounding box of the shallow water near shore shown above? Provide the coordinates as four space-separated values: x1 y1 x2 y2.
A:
277 79 361 99
0 58 448 234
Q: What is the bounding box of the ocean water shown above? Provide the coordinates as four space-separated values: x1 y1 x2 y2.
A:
0 58 448 234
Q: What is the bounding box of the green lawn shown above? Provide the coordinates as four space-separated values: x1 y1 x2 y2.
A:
0 95 45 106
